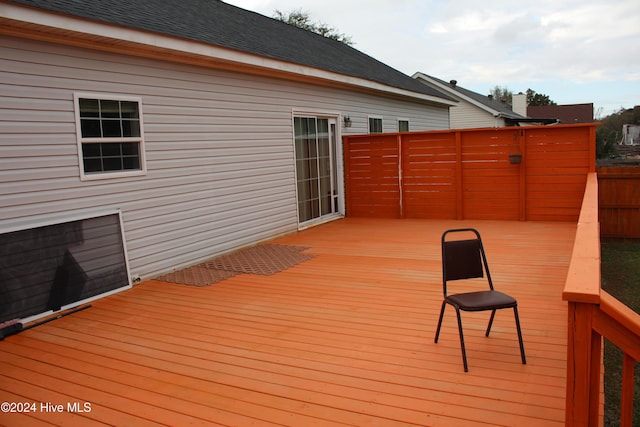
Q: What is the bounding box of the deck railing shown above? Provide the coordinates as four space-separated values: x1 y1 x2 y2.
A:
563 172 640 426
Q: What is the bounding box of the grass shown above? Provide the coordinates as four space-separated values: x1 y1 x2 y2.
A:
600 239 640 427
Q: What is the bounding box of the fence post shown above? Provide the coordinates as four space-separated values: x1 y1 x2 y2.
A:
588 125 596 172
398 133 404 218
519 129 527 221
455 130 463 219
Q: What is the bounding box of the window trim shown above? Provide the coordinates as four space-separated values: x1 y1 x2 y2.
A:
368 116 383 133
74 93 147 181
398 118 410 132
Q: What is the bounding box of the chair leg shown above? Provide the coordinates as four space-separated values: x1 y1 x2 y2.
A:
485 309 497 337
513 306 526 365
454 307 468 372
434 301 447 343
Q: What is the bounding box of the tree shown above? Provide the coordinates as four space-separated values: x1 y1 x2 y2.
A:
526 89 556 106
489 86 513 106
273 9 353 46
596 106 640 159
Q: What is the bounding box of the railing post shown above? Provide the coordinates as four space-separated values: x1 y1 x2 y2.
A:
563 173 602 426
621 354 635 426
588 321 603 425
565 301 601 426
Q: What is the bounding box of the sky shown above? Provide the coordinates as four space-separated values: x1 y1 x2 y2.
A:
224 0 639 118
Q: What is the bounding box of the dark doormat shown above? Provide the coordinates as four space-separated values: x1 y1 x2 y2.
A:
155 244 315 286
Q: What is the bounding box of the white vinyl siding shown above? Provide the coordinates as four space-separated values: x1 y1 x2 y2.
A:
449 99 506 129
0 35 449 279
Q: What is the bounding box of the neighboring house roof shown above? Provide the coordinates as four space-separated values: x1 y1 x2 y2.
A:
527 104 594 124
2 0 455 105
412 72 525 120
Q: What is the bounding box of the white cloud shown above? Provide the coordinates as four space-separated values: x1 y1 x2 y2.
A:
428 9 527 35
541 2 639 44
225 0 639 112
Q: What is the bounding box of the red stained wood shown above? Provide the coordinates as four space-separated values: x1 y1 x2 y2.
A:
0 218 577 426
344 124 597 222
598 166 640 238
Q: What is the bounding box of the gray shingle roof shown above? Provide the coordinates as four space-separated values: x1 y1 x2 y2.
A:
9 0 452 101
417 74 524 118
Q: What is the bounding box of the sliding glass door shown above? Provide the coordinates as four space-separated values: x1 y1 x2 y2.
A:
294 116 340 225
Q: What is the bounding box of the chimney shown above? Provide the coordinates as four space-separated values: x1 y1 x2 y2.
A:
449 80 457 87
512 93 528 116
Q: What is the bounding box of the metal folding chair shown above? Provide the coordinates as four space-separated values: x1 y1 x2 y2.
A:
434 228 526 372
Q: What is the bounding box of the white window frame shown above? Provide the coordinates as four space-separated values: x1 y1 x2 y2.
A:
74 93 147 181
398 118 410 132
368 116 383 133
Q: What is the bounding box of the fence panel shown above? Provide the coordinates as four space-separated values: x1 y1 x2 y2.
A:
598 166 640 238
461 129 521 220
526 126 594 221
343 124 597 221
401 131 458 219
344 134 401 218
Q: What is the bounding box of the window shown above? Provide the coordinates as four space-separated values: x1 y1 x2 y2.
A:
398 119 410 132
369 117 383 133
74 94 146 180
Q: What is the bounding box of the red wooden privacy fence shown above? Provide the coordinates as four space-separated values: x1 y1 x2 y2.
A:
598 166 640 238
343 124 597 221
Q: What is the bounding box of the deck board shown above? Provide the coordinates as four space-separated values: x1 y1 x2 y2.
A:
0 218 576 426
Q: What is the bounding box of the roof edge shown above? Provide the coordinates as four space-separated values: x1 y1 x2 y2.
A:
412 72 523 117
1 3 456 106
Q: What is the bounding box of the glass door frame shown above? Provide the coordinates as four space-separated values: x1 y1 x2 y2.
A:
292 111 345 229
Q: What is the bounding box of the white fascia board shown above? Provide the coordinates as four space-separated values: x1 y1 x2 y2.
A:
1 4 455 106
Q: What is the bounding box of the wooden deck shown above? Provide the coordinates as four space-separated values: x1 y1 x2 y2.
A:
0 218 577 426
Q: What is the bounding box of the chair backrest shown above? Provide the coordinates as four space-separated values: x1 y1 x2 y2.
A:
441 228 493 295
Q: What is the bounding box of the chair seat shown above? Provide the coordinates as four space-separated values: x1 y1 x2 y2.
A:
446 290 517 311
